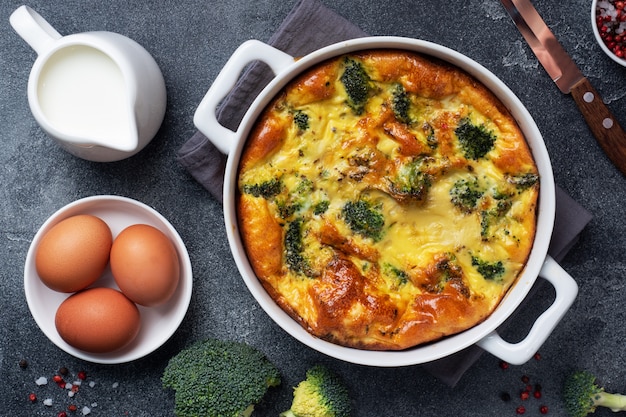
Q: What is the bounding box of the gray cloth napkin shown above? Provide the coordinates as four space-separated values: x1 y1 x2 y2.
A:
177 0 592 387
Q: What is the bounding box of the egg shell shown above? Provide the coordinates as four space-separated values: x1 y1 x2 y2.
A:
35 214 112 293
55 287 141 353
110 224 180 307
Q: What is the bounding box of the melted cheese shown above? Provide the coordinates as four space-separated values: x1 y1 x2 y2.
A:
237 50 538 350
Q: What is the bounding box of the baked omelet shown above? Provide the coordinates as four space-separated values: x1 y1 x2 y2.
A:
237 49 539 350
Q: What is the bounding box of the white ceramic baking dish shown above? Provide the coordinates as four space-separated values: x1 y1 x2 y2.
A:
194 36 578 366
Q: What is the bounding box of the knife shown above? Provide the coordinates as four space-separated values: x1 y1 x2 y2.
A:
500 0 626 176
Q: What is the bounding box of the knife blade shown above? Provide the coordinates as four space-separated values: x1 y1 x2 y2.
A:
501 0 626 176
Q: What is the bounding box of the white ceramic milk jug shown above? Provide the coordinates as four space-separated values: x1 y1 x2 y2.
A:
10 5 167 162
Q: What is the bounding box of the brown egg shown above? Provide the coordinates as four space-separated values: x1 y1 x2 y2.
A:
35 214 112 293
55 287 140 353
110 224 180 307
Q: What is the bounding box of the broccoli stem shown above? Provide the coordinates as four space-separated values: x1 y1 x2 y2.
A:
241 404 255 417
594 392 626 412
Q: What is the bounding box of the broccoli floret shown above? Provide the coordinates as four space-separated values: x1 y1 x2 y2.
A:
563 370 626 417
285 217 314 277
293 110 310 131
280 365 352 417
342 200 385 241
277 199 302 219
340 57 372 115
313 200 330 215
455 118 496 160
450 177 513 238
425 124 438 149
507 172 539 189
276 177 314 220
471 256 504 280
162 338 281 417
480 195 512 239
242 178 282 199
391 83 411 124
388 159 432 203
450 178 484 213
429 255 466 294
383 263 409 286
296 177 314 194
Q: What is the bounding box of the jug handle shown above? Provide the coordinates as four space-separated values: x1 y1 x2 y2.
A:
193 40 295 155
10 6 62 55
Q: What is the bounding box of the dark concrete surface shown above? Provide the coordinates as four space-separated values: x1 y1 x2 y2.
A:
1 0 625 416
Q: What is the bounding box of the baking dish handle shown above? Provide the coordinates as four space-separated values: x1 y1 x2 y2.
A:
476 255 578 365
193 40 295 155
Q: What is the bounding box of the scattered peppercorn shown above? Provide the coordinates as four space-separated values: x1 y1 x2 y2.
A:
53 374 66 388
19 359 29 369
23 364 100 413
496 355 551 415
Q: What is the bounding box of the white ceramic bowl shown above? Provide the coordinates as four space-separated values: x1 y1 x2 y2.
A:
591 0 626 67
24 195 192 364
195 36 578 366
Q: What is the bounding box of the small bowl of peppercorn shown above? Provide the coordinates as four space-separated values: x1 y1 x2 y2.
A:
592 0 626 67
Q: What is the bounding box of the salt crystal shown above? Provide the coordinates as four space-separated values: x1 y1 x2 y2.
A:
73 380 82 386
65 382 73 390
43 398 53 406
91 402 98 407
112 382 119 388
599 0 615 10
68 391 75 398
35 376 48 385
82 406 91 415
88 381 96 388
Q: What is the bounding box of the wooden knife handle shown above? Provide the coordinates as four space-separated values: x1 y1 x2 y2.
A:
570 77 626 176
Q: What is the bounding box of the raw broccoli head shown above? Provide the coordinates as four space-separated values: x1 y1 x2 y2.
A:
162 338 281 417
563 370 626 417
281 365 352 417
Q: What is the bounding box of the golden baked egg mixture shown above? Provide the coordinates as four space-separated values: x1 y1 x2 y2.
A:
237 49 539 350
